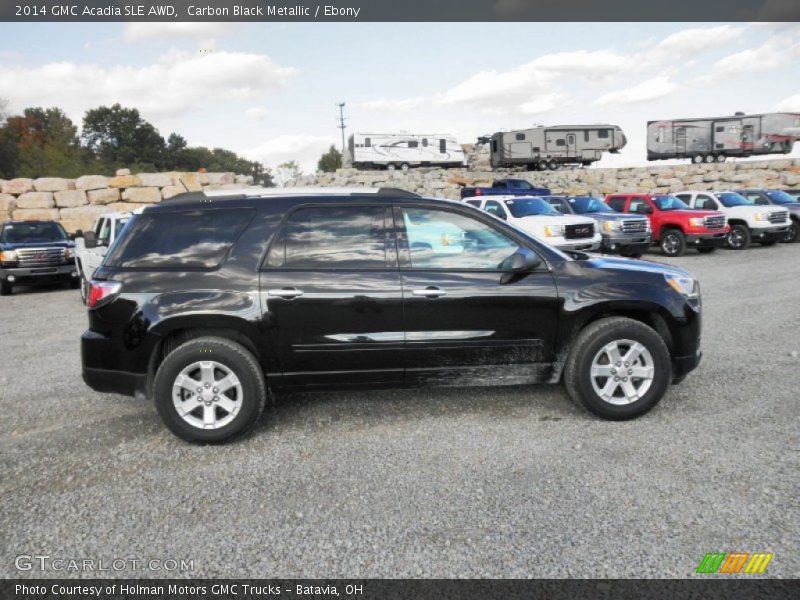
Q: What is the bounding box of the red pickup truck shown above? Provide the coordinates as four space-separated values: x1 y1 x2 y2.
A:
605 193 729 256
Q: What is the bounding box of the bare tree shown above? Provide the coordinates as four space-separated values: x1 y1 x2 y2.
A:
0 96 9 122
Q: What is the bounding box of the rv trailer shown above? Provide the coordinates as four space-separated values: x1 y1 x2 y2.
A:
349 133 467 170
486 125 627 170
647 112 800 163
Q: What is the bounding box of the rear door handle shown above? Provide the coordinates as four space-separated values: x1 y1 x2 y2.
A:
267 288 304 299
412 287 447 298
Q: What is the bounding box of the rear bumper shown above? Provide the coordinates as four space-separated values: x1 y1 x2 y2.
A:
81 329 147 397
1 264 77 284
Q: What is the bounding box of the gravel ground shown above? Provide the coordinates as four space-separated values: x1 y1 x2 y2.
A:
1 244 798 579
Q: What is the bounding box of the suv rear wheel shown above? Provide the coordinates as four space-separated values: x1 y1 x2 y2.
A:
563 317 671 420
153 336 266 443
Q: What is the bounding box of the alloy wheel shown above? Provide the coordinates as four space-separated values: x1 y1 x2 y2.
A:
172 361 243 430
590 339 655 405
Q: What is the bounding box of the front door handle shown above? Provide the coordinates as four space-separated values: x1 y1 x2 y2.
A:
267 288 304 299
412 287 447 298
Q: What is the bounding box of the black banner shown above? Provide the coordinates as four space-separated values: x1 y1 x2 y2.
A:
2 0 800 22
2 579 800 600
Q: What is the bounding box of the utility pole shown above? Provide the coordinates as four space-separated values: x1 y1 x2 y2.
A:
336 102 347 155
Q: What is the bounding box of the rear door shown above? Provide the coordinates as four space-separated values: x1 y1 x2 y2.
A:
261 204 404 385
395 204 559 385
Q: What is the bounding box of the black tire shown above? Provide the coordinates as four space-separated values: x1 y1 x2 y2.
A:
0 279 11 296
548 160 559 171
715 154 726 163
537 159 548 171
153 336 267 443
386 164 396 171
563 317 672 420
697 247 716 254
400 163 410 172
784 219 800 243
726 223 751 250
692 155 704 164
660 229 686 256
704 154 715 164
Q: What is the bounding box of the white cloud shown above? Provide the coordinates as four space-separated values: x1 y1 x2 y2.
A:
361 97 423 111
245 106 270 121
596 76 678 106
645 25 743 61
245 134 337 173
0 50 297 121
518 93 566 115
775 94 800 112
711 35 799 77
124 23 236 44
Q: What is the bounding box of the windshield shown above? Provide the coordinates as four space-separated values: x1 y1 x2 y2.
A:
717 192 751 207
766 190 798 204
504 197 559 218
1 221 68 243
569 197 614 214
652 195 690 211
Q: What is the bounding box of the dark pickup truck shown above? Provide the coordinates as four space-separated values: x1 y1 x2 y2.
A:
0 220 79 295
461 178 551 199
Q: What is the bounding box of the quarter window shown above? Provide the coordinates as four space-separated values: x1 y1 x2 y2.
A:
401 207 521 270
267 206 389 269
105 209 254 269
515 133 525 141
598 129 609 139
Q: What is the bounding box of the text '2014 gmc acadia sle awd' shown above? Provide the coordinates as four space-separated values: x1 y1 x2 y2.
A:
81 188 703 443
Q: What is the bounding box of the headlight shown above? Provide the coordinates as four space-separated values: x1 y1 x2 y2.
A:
0 250 19 264
603 220 621 232
754 212 769 222
65 247 75 259
665 274 699 299
545 224 564 237
689 217 705 227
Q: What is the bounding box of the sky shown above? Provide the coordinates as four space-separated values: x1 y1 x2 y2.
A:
0 21 799 173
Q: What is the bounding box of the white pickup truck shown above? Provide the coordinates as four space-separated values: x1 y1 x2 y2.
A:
464 195 602 252
674 191 791 250
74 210 141 302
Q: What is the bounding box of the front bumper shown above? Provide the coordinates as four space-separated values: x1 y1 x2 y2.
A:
601 233 652 252
750 225 790 241
672 349 702 380
1 263 78 284
552 233 603 252
685 231 728 247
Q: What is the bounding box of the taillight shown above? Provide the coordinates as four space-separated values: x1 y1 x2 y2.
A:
475 188 482 196
87 281 121 308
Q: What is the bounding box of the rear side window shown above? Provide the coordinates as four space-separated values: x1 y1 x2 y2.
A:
606 197 627 212
266 206 389 269
105 209 254 269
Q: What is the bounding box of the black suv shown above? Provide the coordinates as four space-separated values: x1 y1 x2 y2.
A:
81 188 702 442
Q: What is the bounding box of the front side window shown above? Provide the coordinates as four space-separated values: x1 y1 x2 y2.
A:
652 195 689 211
607 197 627 212
105 209 254 269
569 197 613 214
716 192 750 207
765 190 798 205
484 201 506 219
629 199 653 214
267 206 388 269
98 218 113 243
402 207 521 270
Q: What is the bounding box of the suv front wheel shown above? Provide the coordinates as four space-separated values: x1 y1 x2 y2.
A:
153 336 267 443
563 317 672 420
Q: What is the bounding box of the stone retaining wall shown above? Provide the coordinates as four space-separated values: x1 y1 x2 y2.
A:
288 157 800 200
0 169 254 232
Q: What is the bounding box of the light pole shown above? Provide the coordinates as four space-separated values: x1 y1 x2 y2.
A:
336 102 347 155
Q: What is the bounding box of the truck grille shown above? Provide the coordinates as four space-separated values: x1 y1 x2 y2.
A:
704 215 726 230
16 247 65 267
769 211 789 224
621 219 648 234
564 223 595 240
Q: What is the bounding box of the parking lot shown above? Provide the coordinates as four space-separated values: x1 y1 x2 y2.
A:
1 244 798 579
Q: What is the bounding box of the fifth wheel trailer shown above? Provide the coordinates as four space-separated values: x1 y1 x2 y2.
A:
647 112 800 163
485 125 627 170
348 133 467 170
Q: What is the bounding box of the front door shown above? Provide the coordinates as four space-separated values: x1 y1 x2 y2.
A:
260 204 404 385
566 133 576 158
395 205 559 385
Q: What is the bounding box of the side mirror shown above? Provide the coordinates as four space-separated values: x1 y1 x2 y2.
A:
510 248 541 271
83 230 99 249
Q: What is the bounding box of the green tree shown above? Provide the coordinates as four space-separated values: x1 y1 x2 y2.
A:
82 103 166 171
317 145 342 173
0 107 88 178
